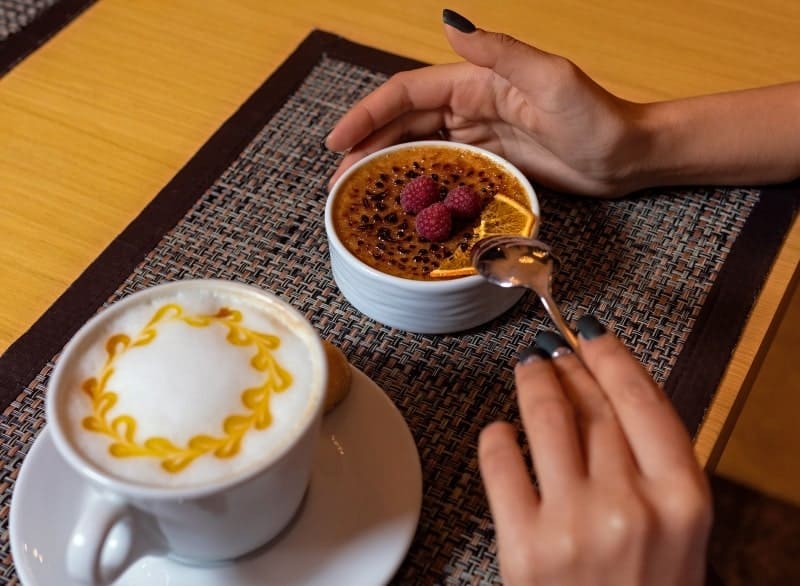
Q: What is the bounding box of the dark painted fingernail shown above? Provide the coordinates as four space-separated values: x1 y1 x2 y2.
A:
443 9 476 33
577 315 607 340
534 331 569 357
517 345 550 365
323 129 339 151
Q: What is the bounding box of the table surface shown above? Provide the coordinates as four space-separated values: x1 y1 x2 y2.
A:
1 0 799 469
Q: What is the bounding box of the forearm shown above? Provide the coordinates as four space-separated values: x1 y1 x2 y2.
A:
630 82 800 191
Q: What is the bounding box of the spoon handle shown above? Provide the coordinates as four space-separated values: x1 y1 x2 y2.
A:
537 292 579 351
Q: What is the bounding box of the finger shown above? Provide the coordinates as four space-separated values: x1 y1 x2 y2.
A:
326 109 446 190
325 63 468 152
479 421 539 541
535 331 637 478
576 316 699 478
515 346 585 494
443 12 570 97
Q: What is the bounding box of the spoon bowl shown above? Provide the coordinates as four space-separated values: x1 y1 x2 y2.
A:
472 236 578 350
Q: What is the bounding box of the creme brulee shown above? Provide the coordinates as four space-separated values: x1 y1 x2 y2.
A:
331 145 531 280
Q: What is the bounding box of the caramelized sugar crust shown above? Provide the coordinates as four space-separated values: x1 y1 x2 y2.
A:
332 146 529 280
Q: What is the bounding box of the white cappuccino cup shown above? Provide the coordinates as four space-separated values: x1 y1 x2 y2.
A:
45 280 327 585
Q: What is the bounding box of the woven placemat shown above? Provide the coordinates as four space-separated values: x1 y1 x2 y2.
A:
0 0 96 75
0 30 797 584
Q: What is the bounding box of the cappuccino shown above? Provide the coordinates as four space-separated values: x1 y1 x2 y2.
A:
56 284 322 489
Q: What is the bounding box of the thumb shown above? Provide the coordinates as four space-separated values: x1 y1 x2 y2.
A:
442 10 565 94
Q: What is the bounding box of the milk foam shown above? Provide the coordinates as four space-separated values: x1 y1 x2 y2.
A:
61 288 320 489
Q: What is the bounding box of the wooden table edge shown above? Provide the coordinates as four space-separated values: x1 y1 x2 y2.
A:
695 213 800 469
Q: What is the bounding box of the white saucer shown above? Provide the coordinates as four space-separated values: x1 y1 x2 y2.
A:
10 367 422 585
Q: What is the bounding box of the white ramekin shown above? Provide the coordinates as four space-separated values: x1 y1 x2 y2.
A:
325 141 540 334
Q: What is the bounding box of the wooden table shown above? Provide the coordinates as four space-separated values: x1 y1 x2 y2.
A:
1 0 798 469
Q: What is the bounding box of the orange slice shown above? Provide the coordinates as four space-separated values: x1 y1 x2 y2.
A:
429 194 536 279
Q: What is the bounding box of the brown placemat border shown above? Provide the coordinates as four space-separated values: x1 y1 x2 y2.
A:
0 0 98 76
0 29 797 441
665 181 799 434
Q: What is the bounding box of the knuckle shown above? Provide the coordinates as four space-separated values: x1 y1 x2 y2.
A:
385 72 414 105
502 521 582 582
592 342 662 405
584 394 615 421
599 499 656 552
495 32 522 52
660 478 713 534
586 489 659 560
477 423 524 481
550 529 581 566
502 549 542 585
528 395 575 430
388 70 410 85
547 55 580 82
652 472 713 537
587 336 629 367
518 528 579 577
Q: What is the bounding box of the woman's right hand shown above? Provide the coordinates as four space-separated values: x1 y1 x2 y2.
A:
478 317 713 585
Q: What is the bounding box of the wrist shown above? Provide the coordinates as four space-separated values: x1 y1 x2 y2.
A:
615 100 688 193
616 84 800 192
591 100 682 197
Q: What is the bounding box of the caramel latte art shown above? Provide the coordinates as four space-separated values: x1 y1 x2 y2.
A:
59 287 321 488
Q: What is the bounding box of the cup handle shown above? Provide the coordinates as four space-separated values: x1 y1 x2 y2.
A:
66 489 135 585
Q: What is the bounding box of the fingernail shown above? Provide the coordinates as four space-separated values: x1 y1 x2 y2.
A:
576 315 607 340
322 128 336 151
517 345 550 365
443 9 476 33
534 331 570 358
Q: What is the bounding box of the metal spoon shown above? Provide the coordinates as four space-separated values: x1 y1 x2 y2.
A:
472 236 578 350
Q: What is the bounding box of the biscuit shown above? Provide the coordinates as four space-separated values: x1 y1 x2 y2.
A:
323 340 352 413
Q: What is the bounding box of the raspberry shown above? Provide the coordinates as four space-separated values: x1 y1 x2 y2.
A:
400 176 440 214
443 186 481 220
415 203 452 242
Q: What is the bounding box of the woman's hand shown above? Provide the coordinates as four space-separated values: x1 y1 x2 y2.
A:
478 317 712 585
327 10 800 196
326 12 651 198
